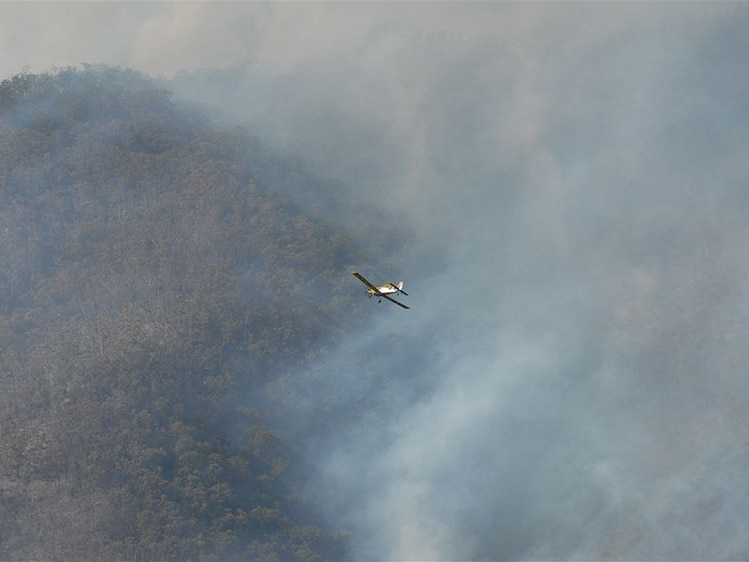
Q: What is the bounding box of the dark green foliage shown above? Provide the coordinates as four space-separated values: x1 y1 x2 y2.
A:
0 67 357 561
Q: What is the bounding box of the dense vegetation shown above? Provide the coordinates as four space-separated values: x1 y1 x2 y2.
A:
0 66 391 560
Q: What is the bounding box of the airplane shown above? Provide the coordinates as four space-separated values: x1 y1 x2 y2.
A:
351 271 410 309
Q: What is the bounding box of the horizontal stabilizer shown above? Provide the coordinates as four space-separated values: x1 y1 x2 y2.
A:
392 281 408 296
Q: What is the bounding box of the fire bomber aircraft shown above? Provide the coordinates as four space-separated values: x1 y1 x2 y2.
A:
351 271 410 309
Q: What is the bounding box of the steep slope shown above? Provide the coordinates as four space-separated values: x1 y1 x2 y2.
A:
0 66 360 561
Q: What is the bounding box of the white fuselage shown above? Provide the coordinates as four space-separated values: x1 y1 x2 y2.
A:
369 282 399 296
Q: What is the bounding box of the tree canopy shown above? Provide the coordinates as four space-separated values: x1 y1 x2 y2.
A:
0 65 390 561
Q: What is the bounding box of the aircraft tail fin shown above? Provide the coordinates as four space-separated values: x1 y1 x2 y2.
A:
394 281 408 296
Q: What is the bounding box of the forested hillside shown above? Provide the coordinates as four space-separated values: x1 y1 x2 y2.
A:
0 66 384 561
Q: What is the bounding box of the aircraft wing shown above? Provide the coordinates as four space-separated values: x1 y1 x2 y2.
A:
382 294 410 309
351 271 379 292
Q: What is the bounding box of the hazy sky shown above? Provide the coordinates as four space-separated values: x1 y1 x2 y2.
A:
4 2 749 560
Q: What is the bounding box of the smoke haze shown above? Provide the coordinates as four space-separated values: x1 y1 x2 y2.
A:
4 3 749 559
